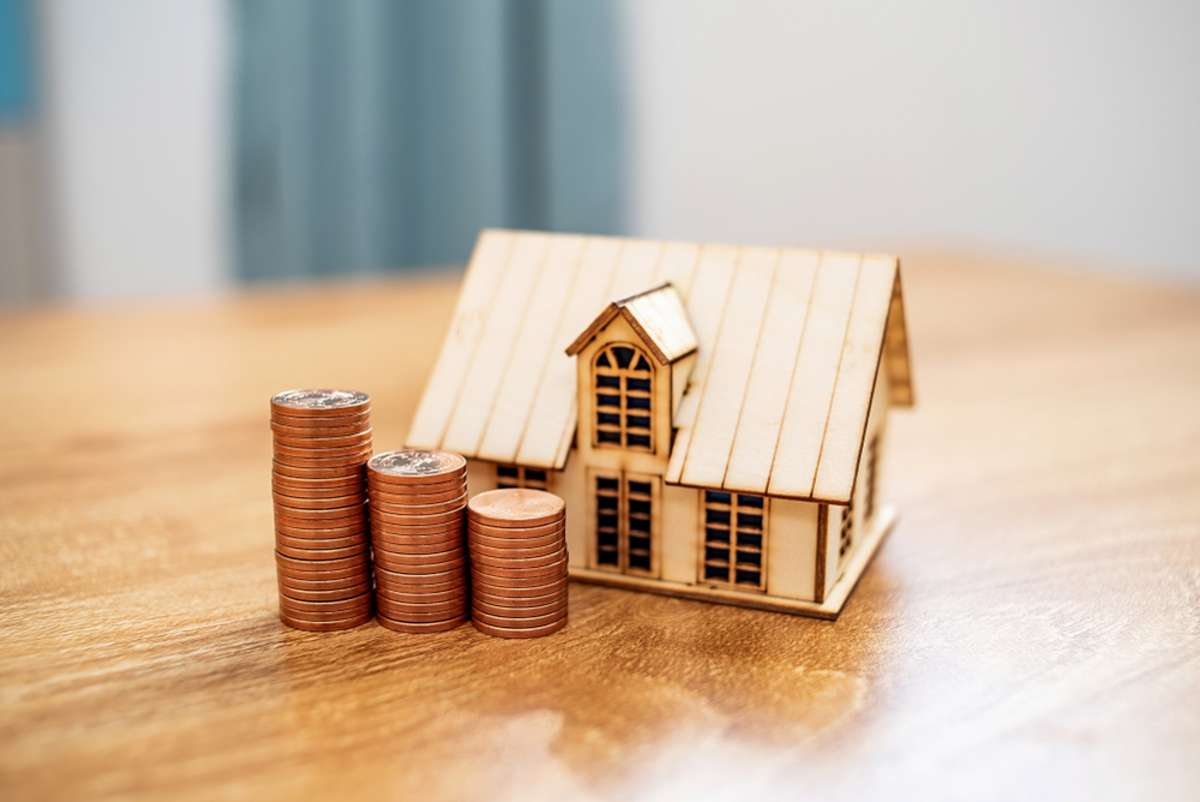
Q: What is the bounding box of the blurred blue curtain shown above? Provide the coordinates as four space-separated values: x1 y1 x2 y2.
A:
232 0 624 280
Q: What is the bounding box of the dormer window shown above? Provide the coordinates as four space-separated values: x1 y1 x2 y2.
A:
592 343 654 452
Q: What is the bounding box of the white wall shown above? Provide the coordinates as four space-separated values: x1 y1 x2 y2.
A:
620 1 1200 279
41 0 228 300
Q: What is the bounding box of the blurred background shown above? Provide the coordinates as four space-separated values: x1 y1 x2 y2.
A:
1 0 1197 306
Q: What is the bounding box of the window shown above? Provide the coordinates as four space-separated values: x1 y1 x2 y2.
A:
702 491 768 591
495 464 549 491
863 433 880 522
592 343 654 451
592 471 658 575
839 499 854 563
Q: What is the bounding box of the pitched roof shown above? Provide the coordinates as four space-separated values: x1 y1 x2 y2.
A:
565 283 697 364
406 229 914 503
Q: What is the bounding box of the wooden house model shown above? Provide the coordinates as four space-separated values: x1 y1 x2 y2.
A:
407 229 914 618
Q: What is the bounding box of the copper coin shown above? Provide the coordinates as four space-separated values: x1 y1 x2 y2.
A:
468 538 563 559
271 490 365 510
278 571 372 591
272 429 374 448
470 548 567 570
376 599 468 622
272 460 365 480
273 436 374 456
276 562 370 582
279 591 373 614
276 532 367 551
368 472 466 491
271 418 372 437
470 559 567 580
274 500 365 520
470 576 569 598
368 494 468 515
373 572 467 594
274 513 366 533
468 489 564 528
471 616 566 639
276 549 369 570
473 595 566 618
276 542 370 561
376 614 465 634
471 607 566 629
274 507 366 527
270 388 370 416
275 520 367 540
370 506 463 526
272 479 365 499
280 610 374 632
366 484 467 504
472 587 566 609
274 443 373 462
271 406 371 426
278 580 372 602
372 531 463 551
376 585 467 605
468 532 564 553
368 450 467 484
468 519 565 539
272 470 364 489
371 519 464 537
371 543 464 563
279 605 374 625
374 555 465 577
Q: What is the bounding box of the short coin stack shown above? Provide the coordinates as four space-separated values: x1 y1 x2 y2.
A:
467 489 569 638
271 389 374 631
368 450 469 634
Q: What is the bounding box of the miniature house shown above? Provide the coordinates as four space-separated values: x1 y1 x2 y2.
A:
407 229 913 618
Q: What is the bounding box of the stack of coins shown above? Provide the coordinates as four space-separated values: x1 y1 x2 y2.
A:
271 389 374 632
367 450 469 634
467 489 569 639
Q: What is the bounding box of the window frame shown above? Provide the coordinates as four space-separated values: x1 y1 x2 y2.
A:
588 468 659 577
495 463 550 491
700 490 769 592
591 342 655 453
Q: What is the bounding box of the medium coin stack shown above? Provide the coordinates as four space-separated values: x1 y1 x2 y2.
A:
271 389 374 632
368 450 469 634
467 489 569 639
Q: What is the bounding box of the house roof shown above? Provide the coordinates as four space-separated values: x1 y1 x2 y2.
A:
565 283 697 365
405 229 914 504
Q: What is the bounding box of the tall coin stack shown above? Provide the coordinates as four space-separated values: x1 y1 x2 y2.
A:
467 489 569 639
271 389 374 632
367 450 469 634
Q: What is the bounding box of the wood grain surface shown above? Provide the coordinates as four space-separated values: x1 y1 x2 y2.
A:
2 255 1198 802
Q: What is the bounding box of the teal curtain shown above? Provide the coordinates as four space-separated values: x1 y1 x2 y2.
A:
233 0 625 281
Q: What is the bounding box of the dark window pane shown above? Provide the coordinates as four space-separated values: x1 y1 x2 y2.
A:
597 549 619 565
705 526 730 545
627 434 651 448
596 393 620 408
705 546 729 562
705 564 727 580
625 414 651 430
626 377 651 392
737 513 763 531
635 355 651 371
706 490 731 505
628 480 651 495
735 569 761 586
626 395 650 410
526 469 547 482
596 374 620 388
595 352 611 367
738 532 762 550
597 412 620 426
613 346 634 368
628 517 650 533
736 550 762 567
597 496 618 512
629 499 651 515
597 476 619 490
597 512 618 528
497 465 519 478
706 508 731 525
598 430 622 444
629 552 650 570
736 494 764 508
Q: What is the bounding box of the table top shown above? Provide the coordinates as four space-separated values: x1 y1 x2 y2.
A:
3 254 1198 802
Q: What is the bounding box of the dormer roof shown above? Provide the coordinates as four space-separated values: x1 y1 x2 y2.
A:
564 283 697 365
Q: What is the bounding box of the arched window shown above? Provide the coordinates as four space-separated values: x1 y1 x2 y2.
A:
592 342 653 451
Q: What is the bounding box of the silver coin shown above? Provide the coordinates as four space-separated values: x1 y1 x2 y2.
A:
369 449 466 477
271 389 369 411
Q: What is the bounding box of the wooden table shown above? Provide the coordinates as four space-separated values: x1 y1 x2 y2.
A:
3 254 1198 801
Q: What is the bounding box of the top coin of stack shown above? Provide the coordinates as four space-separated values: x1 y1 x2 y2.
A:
367 450 469 634
271 389 374 632
467 489 568 639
